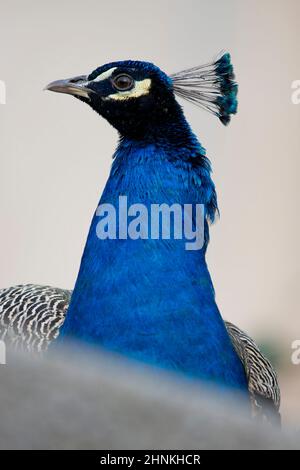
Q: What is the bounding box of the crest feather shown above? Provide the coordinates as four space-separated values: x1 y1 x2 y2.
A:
171 53 238 125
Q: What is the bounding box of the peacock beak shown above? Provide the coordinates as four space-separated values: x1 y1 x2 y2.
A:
44 75 93 99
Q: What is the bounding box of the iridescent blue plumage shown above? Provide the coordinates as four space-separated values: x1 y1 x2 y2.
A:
55 58 248 393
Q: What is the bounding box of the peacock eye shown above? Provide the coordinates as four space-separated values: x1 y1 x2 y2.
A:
112 74 134 92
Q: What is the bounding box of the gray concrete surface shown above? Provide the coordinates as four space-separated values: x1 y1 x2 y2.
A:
0 345 298 450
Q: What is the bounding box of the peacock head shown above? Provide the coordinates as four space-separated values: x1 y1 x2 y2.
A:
45 55 238 138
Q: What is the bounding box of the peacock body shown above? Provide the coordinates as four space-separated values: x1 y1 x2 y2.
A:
0 54 280 423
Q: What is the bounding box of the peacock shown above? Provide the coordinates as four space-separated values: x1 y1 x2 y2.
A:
0 54 280 424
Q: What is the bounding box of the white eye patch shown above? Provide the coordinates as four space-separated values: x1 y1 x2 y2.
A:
93 67 117 82
104 78 152 101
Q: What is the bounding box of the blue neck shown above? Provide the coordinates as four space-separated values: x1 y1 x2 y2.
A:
60 115 248 393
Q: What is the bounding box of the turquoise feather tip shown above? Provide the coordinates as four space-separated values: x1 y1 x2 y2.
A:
171 52 238 125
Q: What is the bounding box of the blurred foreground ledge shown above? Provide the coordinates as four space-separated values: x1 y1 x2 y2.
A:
0 344 299 450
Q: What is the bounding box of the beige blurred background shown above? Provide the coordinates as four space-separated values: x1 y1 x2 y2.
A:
0 0 299 424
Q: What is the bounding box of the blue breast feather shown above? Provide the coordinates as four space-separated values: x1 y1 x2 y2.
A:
60 125 248 393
